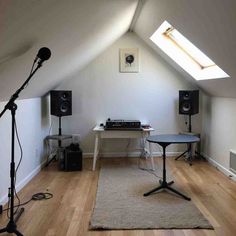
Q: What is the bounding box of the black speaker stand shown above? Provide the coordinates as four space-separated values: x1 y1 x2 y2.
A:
45 116 62 167
175 114 193 165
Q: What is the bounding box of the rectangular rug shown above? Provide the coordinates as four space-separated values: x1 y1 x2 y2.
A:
90 162 213 230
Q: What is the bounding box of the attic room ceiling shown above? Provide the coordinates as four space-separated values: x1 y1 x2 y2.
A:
1 0 236 101
134 0 236 97
0 0 138 101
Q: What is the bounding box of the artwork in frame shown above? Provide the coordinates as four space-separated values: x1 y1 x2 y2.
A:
119 48 139 73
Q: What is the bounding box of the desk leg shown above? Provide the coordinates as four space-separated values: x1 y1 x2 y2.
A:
92 134 99 171
148 142 155 170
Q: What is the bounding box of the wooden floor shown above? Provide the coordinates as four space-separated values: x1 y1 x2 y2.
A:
1 157 236 236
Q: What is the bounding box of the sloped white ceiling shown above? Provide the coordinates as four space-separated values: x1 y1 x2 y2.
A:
1 0 235 101
0 0 138 101
134 0 236 97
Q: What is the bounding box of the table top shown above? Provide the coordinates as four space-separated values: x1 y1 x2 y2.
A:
93 125 154 132
147 134 200 145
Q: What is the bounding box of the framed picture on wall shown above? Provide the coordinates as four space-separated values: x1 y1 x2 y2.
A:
119 48 139 73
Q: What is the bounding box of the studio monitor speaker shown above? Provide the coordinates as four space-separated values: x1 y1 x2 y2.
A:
179 90 199 115
50 90 72 117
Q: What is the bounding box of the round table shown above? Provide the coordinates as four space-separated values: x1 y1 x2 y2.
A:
144 134 200 201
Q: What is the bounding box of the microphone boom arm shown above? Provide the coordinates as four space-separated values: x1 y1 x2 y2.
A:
0 63 42 118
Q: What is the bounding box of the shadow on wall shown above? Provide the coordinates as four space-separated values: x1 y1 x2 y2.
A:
201 95 212 155
41 95 50 129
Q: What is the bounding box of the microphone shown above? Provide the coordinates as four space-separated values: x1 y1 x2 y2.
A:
36 47 51 65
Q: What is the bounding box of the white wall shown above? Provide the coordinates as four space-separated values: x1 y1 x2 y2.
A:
55 32 202 156
202 96 236 174
0 97 50 203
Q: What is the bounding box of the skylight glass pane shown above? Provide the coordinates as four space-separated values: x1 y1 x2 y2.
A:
150 21 230 80
168 29 215 68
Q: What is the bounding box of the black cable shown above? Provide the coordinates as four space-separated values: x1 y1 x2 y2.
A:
138 155 163 179
14 117 23 175
2 192 53 213
184 115 188 127
10 118 54 216
7 189 10 219
137 147 175 181
14 117 23 214
48 120 53 135
137 137 163 179
24 59 36 89
3 57 40 218
6 116 22 219
7 116 23 219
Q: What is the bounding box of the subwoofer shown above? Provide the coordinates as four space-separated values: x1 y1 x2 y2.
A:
179 90 199 115
64 146 83 171
50 90 72 117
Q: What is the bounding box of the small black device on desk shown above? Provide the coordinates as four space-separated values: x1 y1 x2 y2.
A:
105 118 141 130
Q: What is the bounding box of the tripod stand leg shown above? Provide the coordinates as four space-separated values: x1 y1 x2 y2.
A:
175 150 188 160
14 208 24 223
143 185 164 196
0 221 24 236
159 179 174 185
0 227 7 233
45 155 56 167
166 186 191 201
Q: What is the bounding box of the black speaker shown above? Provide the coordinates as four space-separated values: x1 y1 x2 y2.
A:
64 147 82 171
179 90 199 115
50 90 72 117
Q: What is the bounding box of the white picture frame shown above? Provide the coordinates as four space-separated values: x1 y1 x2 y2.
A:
119 48 139 73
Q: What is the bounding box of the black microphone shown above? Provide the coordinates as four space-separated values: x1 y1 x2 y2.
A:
36 47 51 65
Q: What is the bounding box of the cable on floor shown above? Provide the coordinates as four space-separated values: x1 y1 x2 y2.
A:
1 192 53 214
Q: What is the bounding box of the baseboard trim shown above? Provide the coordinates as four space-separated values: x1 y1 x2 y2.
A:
202 152 236 181
83 151 183 158
0 159 47 205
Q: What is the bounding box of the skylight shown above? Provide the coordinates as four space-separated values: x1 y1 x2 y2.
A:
150 21 229 80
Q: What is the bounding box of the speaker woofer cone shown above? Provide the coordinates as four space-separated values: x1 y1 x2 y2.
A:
182 102 191 112
60 102 70 113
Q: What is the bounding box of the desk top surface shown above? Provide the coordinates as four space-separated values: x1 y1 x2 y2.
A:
147 134 199 145
93 125 154 132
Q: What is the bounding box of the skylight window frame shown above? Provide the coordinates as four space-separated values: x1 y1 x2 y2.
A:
163 27 215 69
150 21 230 81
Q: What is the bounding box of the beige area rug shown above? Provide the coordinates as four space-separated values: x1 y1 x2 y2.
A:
90 162 213 230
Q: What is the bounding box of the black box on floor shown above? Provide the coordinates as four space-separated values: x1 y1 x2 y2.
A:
57 147 66 171
64 144 83 171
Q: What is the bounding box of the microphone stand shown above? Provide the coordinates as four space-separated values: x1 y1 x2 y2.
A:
0 61 43 236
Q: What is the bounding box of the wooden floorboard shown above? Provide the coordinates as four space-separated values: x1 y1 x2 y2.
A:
1 157 236 236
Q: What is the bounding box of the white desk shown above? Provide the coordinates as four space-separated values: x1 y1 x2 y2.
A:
92 125 154 170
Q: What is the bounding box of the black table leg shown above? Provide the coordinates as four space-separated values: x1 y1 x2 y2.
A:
144 144 191 201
